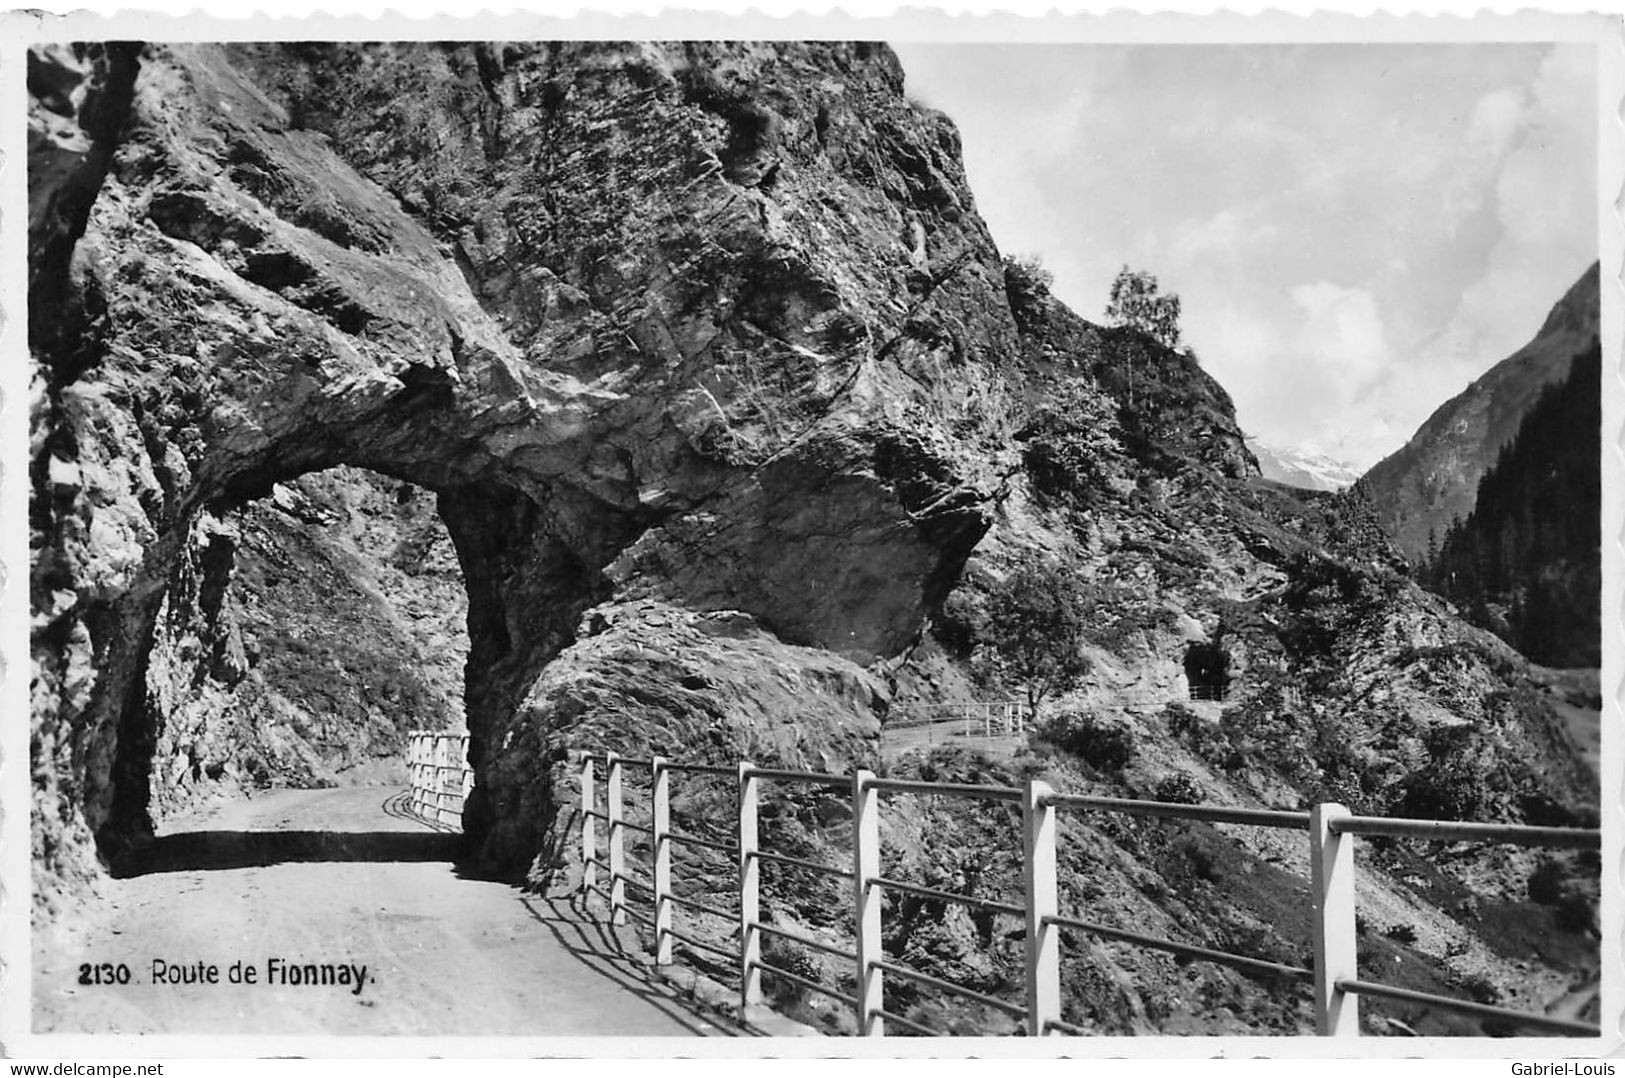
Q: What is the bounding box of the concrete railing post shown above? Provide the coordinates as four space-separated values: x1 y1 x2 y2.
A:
652 755 673 966
738 761 762 1013
852 768 884 1036
607 751 625 925
1023 779 1061 1035
580 754 597 900
1311 802 1359 1036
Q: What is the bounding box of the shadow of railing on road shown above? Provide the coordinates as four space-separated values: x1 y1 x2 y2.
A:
520 895 747 1037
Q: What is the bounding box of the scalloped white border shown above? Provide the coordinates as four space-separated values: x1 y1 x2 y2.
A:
1 4 1620 1061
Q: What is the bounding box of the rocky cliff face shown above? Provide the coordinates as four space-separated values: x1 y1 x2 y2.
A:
30 40 1597 1033
1361 265 1600 562
30 41 1012 894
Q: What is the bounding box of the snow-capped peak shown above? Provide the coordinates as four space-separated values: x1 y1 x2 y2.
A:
1247 438 1361 491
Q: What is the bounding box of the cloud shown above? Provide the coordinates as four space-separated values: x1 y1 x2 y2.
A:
1423 45 1595 389
1156 208 1280 272
892 42 1595 471
1289 282 1393 396
1467 86 1529 157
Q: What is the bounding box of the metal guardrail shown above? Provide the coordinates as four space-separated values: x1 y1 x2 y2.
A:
886 701 1025 739
575 749 1601 1039
407 730 473 830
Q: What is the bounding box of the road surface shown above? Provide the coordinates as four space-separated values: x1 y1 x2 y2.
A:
33 786 727 1037
881 718 1025 761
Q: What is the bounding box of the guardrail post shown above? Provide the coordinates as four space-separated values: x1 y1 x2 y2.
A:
1311 802 1358 1036
607 750 626 926
1023 779 1061 1035
738 761 762 1013
852 768 884 1036
652 755 672 966
580 754 597 901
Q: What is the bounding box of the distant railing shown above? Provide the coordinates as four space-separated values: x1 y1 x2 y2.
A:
885 701 1025 739
575 750 1600 1038
407 730 473 830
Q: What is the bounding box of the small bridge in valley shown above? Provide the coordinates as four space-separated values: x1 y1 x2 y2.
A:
408 731 1602 1040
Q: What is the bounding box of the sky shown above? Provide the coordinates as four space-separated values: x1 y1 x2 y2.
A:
890 43 1598 470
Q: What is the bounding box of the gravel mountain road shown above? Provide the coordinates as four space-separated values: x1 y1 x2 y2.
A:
33 787 726 1038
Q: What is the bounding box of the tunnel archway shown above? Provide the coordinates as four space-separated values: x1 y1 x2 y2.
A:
90 436 631 874
1183 641 1232 702
33 41 998 893
134 466 471 826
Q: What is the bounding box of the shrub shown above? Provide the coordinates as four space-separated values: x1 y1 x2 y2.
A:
1152 771 1202 805
1017 381 1122 507
1555 894 1595 935
1384 923 1419 945
1457 973 1501 1006
1003 254 1054 326
759 933 823 1010
1165 701 1230 763
1163 702 1201 737
1168 831 1220 882
1041 711 1134 774
1527 857 1566 906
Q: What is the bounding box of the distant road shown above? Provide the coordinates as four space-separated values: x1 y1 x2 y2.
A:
882 717 1025 761
34 787 725 1037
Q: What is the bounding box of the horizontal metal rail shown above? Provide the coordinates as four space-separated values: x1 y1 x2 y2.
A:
871 1007 939 1037
666 892 735 922
1338 979 1600 1037
577 749 1599 1039
663 762 738 777
753 849 854 880
873 876 1024 918
867 777 1023 803
668 830 736 857
1332 816 1600 850
579 753 655 771
1047 914 1313 983
874 959 1027 1019
613 872 654 895
1046 793 1311 831
620 904 657 931
756 921 857 962
667 925 737 964
753 960 859 1008
746 766 852 788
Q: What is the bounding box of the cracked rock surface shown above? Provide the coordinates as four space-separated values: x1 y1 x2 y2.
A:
30 41 1014 890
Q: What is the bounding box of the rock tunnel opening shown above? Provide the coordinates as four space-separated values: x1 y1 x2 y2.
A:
86 437 632 882
34 40 1000 898
133 465 473 838
1183 641 1232 703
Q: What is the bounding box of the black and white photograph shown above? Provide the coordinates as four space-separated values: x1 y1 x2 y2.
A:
8 11 1621 1058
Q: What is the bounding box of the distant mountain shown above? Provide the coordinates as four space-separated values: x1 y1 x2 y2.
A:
1361 263 1600 562
1247 439 1360 491
1419 342 1600 667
